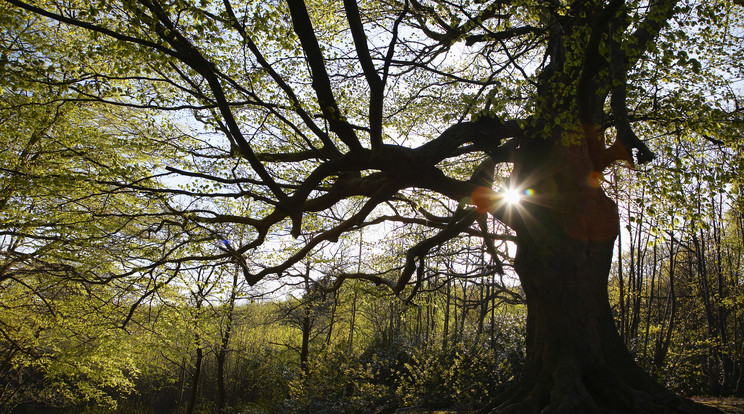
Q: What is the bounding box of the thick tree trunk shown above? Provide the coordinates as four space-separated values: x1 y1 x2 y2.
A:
498 234 670 413
486 139 721 413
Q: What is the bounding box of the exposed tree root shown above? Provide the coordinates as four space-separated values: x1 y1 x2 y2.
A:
479 365 724 414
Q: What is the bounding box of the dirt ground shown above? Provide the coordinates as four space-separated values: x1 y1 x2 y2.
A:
693 397 744 414
394 398 744 414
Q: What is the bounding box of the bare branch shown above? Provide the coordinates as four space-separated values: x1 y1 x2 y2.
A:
245 183 396 284
221 0 340 156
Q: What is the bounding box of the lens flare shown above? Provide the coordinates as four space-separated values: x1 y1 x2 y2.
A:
504 188 522 205
471 186 498 213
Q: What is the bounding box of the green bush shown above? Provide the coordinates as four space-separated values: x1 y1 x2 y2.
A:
276 338 409 414
397 313 526 410
397 342 500 410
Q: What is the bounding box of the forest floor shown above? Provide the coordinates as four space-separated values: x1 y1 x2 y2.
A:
692 397 744 413
393 397 744 414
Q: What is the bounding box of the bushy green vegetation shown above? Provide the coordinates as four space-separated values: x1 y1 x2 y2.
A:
6 232 744 414
102 280 526 414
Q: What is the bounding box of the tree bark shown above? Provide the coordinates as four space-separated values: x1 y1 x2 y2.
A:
486 138 720 414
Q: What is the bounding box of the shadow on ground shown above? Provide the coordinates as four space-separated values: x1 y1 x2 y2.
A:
393 398 744 414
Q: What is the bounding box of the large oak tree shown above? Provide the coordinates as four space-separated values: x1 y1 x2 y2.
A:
3 0 742 412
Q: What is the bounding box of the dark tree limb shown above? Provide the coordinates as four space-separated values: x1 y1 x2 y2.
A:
325 270 401 293
286 0 364 155
246 183 397 284
625 0 680 68
382 1 409 87
465 26 541 46
477 215 505 274
343 0 384 149
576 0 624 124
409 0 510 46
609 6 655 166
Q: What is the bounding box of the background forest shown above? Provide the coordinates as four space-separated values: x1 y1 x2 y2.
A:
1 0 743 413
1 108 741 413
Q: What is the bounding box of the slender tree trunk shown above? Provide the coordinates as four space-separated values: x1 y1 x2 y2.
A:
415 301 423 346
325 291 337 347
216 339 228 413
460 279 468 341
478 270 486 339
298 264 314 375
694 230 722 394
653 236 676 374
187 349 203 414
177 356 187 413
617 227 625 339
300 304 312 376
216 268 239 413
732 212 744 396
186 335 203 414
713 199 733 394
347 288 357 354
348 230 363 354
429 287 436 345
490 273 496 347
452 280 459 344
628 191 646 341
643 238 658 360
443 277 451 350
626 201 635 342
